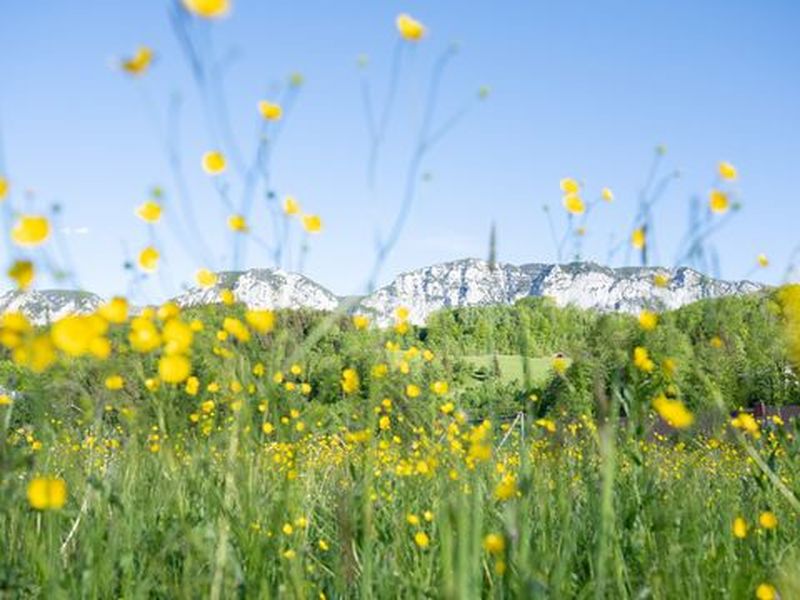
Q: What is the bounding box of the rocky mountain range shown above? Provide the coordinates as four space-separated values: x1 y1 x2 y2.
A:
0 259 764 326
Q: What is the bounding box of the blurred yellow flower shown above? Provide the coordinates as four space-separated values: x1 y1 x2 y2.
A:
121 46 154 76
341 368 359 394
732 516 748 539
652 393 694 428
633 346 654 372
159 354 191 383
98 297 129 324
638 310 658 331
560 178 580 195
413 531 430 548
105 375 124 390
709 190 729 214
302 214 323 234
430 380 448 396
27 477 67 510
601 187 614 202
245 310 275 333
758 511 777 529
483 533 505 554
563 194 585 215
396 14 426 41
136 200 162 223
352 314 370 330
196 268 218 288
220 288 235 305
138 246 159 272
202 151 227 175
8 260 34 290
258 100 282 121
0 176 8 200
718 161 738 181
552 356 568 375
406 384 421 398
182 0 230 19
653 273 670 288
227 214 248 233
631 228 645 250
755 583 776 600
283 196 300 215
12 215 50 246
757 254 769 268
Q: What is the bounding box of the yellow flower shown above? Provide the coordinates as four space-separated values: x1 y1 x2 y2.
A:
245 310 275 333
718 161 738 181
396 14 426 41
135 200 162 223
638 310 658 331
98 297 129 324
159 354 191 383
228 214 249 232
138 246 159 272
12 215 50 246
439 402 455 415
709 190 730 214
352 314 370 330
732 516 748 539
652 393 694 429
280 195 301 216
129 316 161 353
341 368 360 394
220 288 236 305
302 214 323 234
258 100 282 121
406 384 421 398
182 0 230 19
710 335 724 349
27 477 67 510
653 273 670 288
560 177 580 195
162 319 193 355
755 583 776 600
378 415 391 430
0 176 9 200
633 346 654 372
413 531 430 548
8 260 34 290
262 422 274 435
758 511 778 530
430 381 449 396
562 194 585 215
121 46 154 76
105 375 124 390
196 268 218 288
51 315 108 357
483 533 505 555
552 356 568 375
202 151 227 175
406 514 420 526
223 317 251 342
631 228 646 250
494 473 518 501
731 413 760 437
601 187 614 202
185 376 200 396
757 254 769 268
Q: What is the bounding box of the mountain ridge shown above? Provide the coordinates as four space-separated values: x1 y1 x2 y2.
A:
0 259 765 326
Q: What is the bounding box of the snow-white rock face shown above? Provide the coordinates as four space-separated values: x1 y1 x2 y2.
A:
359 259 764 325
172 268 339 312
0 290 103 325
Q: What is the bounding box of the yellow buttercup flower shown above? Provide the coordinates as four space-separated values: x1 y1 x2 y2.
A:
138 246 159 272
341 368 359 394
196 268 218 288
631 228 645 250
0 176 9 200
98 297 129 324
258 100 282 121
396 14 426 41
757 254 769 268
755 583 776 600
283 196 300 215
638 310 658 331
159 354 191 383
8 260 34 290
12 215 50 246
552 356 568 375
718 161 737 181
483 533 505 555
601 187 614 202
652 393 694 429
560 178 580 195
709 190 729 214
202 151 227 175
732 516 748 539
302 214 322 234
245 310 276 333
758 511 777 530
430 381 448 396
633 346 654 372
105 375 124 390
121 46 154 76
562 194 585 215
413 531 430 548
406 384 421 398
182 0 230 19
27 477 68 510
352 314 370 330
220 288 235 305
653 273 670 288
228 214 249 233
136 200 162 223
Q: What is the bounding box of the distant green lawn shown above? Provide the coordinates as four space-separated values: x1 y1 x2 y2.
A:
461 354 555 386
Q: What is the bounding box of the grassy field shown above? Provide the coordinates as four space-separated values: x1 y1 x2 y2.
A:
461 354 557 386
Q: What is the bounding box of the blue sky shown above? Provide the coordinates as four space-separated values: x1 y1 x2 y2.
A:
1 0 799 300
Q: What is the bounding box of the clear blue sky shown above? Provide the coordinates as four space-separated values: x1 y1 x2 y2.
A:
1 1 799 300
